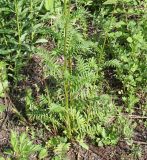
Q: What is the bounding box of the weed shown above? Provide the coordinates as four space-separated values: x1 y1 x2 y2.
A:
0 0 147 159
2 131 47 160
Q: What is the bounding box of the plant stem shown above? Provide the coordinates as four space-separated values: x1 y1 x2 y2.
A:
14 0 21 82
63 0 72 139
30 0 34 44
14 0 21 48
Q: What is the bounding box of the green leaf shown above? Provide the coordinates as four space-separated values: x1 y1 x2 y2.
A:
0 61 8 97
10 131 18 151
78 140 89 150
104 0 117 4
39 148 48 159
0 29 15 34
101 128 107 138
19 132 28 151
127 37 133 43
3 149 13 156
0 81 8 97
20 33 28 42
0 49 15 55
44 0 54 11
35 39 48 44
50 103 65 113
0 7 11 13
0 104 6 113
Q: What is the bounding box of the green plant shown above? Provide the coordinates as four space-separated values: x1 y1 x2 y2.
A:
23 0 140 149
4 131 48 160
96 0 147 111
0 61 8 97
131 144 142 159
1 0 147 158
0 0 49 82
47 136 70 160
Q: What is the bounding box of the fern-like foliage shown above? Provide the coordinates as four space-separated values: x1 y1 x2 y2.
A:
105 59 121 68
